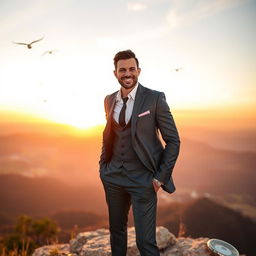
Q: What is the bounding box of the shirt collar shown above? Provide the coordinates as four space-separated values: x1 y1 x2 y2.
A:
116 82 139 102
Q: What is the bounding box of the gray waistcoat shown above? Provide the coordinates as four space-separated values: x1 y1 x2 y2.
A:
110 118 146 171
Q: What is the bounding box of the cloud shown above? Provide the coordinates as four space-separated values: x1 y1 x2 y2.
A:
127 1 147 11
96 25 168 51
0 0 71 37
166 0 248 28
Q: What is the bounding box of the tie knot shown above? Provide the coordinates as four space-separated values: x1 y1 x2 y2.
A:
122 97 128 104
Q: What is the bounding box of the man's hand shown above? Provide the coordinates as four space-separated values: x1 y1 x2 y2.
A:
152 178 162 193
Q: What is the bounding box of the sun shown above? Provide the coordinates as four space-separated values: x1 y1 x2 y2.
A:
40 104 106 129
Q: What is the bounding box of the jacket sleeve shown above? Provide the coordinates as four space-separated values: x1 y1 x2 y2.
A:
99 96 108 167
154 92 180 184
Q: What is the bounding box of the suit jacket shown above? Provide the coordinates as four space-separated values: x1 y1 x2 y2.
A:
99 83 180 193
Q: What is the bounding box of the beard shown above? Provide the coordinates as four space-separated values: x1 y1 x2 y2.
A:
117 75 138 90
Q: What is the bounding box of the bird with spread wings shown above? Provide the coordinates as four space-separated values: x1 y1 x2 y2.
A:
12 37 44 49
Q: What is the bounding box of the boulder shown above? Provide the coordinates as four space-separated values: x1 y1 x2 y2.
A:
32 226 223 256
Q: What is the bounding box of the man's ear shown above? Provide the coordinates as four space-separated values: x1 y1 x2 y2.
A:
113 70 117 78
138 68 141 76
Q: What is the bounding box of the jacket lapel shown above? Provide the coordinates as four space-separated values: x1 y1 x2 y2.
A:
104 85 146 139
131 83 147 139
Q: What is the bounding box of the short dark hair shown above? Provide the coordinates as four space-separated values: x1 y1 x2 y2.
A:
114 50 139 70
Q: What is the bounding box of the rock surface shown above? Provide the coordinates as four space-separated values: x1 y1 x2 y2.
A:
31 226 229 256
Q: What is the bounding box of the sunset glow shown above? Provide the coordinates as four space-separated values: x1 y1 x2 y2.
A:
0 0 255 128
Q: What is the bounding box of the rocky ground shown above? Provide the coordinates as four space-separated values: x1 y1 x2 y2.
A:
32 226 241 256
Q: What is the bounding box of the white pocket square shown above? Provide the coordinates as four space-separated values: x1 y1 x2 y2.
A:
138 110 150 117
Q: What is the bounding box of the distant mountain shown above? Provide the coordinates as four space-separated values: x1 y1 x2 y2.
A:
1 174 255 255
51 210 105 229
0 174 107 218
0 131 255 199
175 138 256 197
0 132 102 186
158 197 256 256
179 125 256 152
50 209 108 242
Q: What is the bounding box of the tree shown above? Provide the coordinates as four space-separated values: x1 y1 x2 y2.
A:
0 215 60 255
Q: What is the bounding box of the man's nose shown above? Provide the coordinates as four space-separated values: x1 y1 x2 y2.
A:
124 70 131 76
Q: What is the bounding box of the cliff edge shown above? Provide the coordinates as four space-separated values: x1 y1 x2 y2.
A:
32 226 242 256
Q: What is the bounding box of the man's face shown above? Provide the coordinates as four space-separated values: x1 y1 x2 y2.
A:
114 58 141 90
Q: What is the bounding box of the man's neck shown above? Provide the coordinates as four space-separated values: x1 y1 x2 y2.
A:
121 88 132 98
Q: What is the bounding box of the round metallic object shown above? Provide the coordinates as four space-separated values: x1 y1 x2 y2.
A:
207 239 239 256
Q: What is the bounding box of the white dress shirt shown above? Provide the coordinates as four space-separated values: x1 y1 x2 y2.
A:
113 83 138 125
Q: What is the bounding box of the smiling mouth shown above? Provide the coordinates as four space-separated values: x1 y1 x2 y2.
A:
122 76 133 83
124 78 132 83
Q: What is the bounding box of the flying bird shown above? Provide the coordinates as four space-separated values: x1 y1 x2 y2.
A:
172 67 183 72
12 37 44 49
42 49 58 56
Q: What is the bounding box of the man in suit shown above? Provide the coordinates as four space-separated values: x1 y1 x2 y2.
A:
99 50 180 256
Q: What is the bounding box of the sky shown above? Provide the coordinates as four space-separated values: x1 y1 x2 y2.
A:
0 0 255 128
